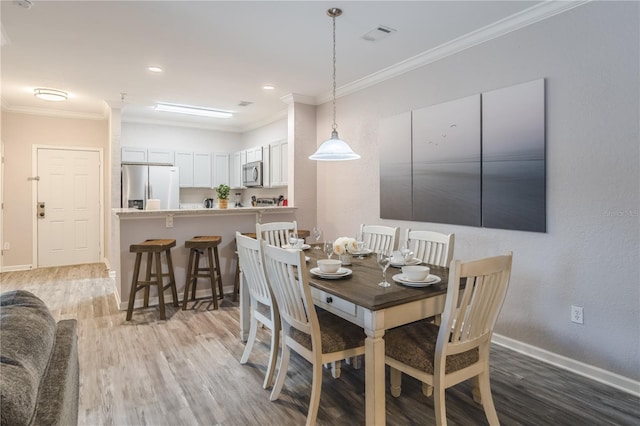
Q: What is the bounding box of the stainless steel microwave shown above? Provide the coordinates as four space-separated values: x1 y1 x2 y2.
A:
243 161 263 187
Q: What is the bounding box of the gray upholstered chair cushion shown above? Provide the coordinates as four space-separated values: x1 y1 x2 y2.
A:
289 308 365 354
385 320 479 374
0 290 57 426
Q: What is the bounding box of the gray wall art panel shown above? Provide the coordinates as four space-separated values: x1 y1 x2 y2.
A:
379 111 412 220
482 79 546 232
412 94 482 226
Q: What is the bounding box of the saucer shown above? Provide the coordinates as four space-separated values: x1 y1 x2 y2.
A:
392 273 441 287
283 243 311 250
390 257 422 267
351 248 373 256
310 267 352 279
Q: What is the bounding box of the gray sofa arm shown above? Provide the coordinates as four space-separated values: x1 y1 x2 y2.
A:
33 319 79 426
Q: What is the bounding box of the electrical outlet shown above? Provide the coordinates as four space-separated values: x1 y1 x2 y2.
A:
165 215 173 228
571 305 584 324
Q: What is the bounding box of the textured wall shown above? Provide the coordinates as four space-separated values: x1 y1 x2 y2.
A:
314 2 639 379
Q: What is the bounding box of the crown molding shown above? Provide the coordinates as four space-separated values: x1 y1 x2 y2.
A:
280 93 316 106
317 0 592 104
1 103 107 121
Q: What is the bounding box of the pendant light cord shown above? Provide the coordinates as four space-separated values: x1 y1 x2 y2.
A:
332 12 337 133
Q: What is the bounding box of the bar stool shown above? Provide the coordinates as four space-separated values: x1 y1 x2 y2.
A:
126 239 179 321
183 236 224 310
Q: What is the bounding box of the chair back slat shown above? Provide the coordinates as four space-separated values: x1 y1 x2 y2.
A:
440 253 512 353
405 229 454 267
256 221 298 248
360 224 399 254
261 241 315 336
236 232 273 306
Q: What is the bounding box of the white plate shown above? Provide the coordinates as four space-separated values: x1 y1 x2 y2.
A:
390 257 422 267
351 248 373 256
310 267 352 279
392 273 441 287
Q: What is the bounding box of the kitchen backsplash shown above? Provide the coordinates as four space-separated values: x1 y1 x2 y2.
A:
179 187 287 208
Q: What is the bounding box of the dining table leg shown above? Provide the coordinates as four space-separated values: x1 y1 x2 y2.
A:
365 326 386 426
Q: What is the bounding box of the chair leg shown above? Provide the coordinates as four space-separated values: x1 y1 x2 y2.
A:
213 246 224 299
263 314 280 389
270 343 290 401
306 360 323 426
422 382 434 397
206 247 219 310
390 367 402 397
126 253 143 321
240 311 258 364
143 252 153 307
330 361 341 378
434 376 447 426
155 252 166 320
477 371 499 426
182 249 195 310
165 248 179 307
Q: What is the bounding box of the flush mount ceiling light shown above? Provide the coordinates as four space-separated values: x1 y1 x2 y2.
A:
34 88 68 102
309 8 360 161
154 103 233 119
147 66 163 73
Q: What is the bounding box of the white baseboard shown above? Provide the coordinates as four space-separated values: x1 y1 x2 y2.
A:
492 333 640 397
0 264 34 273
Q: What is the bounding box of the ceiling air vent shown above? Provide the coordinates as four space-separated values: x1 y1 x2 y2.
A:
238 101 253 107
362 25 396 42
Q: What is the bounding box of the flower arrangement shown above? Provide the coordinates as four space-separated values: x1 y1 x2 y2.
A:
333 237 358 255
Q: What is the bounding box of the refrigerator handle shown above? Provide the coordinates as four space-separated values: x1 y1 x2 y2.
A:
147 183 152 199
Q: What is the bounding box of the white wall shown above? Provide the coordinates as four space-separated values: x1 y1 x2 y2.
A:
240 118 287 149
121 122 242 153
314 2 639 380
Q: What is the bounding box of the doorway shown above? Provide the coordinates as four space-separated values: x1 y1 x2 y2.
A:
34 147 102 267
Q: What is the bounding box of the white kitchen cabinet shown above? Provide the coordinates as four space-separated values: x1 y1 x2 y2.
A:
270 140 288 187
230 151 243 189
245 146 263 163
121 147 147 163
193 152 212 188
147 148 174 165
212 152 230 188
175 151 194 187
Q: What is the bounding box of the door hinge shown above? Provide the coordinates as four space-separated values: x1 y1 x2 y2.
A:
28 176 40 181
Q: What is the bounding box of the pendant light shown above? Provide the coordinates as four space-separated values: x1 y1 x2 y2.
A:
309 8 360 161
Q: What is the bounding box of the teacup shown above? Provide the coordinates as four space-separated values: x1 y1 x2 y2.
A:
317 259 342 273
402 265 430 281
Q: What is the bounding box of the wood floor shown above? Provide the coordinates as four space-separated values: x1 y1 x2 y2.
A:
1 264 638 425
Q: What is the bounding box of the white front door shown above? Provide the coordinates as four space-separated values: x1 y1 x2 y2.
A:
37 148 101 267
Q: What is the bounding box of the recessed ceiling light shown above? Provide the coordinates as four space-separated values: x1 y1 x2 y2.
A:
34 88 68 102
263 85 275 91
147 66 163 73
155 102 233 119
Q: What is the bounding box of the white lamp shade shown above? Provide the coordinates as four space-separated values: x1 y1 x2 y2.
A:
309 131 360 161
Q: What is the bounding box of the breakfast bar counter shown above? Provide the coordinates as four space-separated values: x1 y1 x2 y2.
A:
111 206 297 310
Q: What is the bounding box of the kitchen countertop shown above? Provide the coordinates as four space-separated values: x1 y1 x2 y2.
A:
113 205 296 218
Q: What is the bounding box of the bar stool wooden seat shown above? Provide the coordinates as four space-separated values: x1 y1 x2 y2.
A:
126 239 179 321
183 236 224 310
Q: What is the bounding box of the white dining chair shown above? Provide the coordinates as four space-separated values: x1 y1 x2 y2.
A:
404 229 455 267
359 224 399 254
256 221 298 248
236 232 280 389
261 241 366 426
384 252 513 426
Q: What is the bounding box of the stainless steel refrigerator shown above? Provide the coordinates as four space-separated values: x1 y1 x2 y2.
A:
121 164 180 210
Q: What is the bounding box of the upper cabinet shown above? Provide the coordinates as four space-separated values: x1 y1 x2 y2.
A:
245 146 263 163
175 151 212 188
121 147 147 163
230 151 243 189
212 152 230 188
147 149 174 165
122 147 174 164
270 140 288 187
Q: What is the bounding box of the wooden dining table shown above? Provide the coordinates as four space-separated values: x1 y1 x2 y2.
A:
239 243 450 426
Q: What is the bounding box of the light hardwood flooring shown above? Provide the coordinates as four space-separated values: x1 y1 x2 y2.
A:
1 264 638 425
